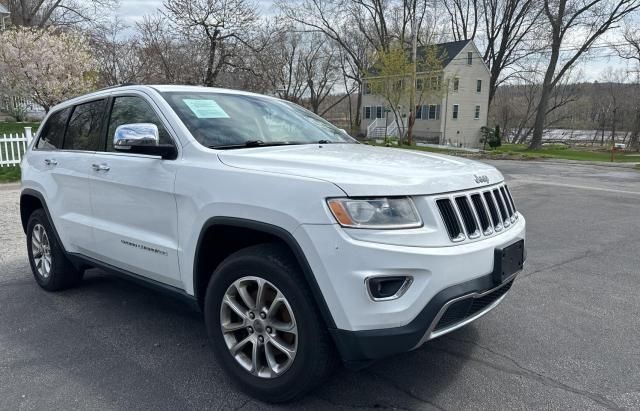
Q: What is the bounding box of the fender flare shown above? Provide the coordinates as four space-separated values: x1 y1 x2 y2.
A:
20 188 66 251
193 216 337 329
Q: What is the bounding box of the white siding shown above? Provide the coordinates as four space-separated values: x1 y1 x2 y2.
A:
440 42 490 147
360 41 490 147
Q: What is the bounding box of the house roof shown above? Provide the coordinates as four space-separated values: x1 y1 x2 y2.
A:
0 3 10 15
417 40 471 67
366 39 473 77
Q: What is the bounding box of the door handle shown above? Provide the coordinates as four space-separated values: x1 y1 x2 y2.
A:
92 163 110 172
44 158 58 166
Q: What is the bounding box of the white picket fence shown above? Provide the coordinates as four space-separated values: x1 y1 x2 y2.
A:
0 127 33 167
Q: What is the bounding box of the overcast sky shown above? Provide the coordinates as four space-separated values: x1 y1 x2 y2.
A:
115 0 629 81
116 0 274 23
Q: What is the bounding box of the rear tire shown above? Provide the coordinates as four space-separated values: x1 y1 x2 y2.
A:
26 209 83 291
204 243 336 403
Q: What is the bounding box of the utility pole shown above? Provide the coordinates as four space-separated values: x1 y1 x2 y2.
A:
442 78 450 145
407 11 418 146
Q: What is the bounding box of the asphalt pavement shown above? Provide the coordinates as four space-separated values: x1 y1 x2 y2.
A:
0 160 639 410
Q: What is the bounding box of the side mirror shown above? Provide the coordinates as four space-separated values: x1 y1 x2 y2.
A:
114 123 177 159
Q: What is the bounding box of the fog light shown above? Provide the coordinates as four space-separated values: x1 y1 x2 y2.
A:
365 276 413 301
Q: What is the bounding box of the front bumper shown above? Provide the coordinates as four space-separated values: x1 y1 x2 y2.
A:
293 214 525 363
330 271 518 364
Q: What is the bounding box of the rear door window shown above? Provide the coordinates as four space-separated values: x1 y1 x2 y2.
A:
35 108 71 150
63 99 106 151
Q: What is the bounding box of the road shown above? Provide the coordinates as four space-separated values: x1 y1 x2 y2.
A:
1 160 639 410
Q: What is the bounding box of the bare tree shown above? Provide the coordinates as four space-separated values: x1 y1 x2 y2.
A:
442 0 479 41
612 20 640 150
349 0 391 51
481 0 543 106
491 61 579 144
6 0 116 27
613 19 640 66
277 0 375 130
163 0 259 87
529 0 640 149
91 18 144 86
302 37 341 114
256 27 308 102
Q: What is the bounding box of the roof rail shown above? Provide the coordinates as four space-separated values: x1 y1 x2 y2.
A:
96 83 139 91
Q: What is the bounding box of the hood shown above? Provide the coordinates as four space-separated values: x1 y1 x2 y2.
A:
217 143 503 196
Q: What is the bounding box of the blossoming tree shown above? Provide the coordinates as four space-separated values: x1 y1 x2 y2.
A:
0 27 98 112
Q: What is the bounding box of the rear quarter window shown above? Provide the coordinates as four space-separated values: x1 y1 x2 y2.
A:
35 108 71 150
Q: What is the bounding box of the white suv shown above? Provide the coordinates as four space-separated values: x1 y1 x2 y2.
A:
20 85 525 402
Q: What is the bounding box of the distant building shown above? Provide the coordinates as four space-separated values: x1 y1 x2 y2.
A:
0 2 9 31
361 40 490 148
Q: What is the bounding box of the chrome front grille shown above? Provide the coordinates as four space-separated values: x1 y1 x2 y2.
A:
436 183 518 242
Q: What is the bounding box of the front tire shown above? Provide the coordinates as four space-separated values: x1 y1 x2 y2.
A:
204 243 336 402
26 209 83 291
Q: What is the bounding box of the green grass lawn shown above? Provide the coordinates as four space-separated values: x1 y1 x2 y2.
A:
0 123 36 182
377 142 640 164
0 166 21 183
489 144 640 163
0 122 40 135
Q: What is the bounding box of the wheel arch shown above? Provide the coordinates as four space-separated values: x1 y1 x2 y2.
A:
20 189 56 233
193 217 336 329
20 188 70 253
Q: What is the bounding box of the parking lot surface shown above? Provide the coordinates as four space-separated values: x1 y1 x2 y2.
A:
1 160 639 410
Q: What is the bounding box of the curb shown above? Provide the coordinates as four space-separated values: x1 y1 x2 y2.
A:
0 183 20 191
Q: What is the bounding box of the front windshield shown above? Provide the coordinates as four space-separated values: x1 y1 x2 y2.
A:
161 91 356 148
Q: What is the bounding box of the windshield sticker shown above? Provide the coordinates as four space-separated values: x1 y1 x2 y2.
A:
183 99 230 119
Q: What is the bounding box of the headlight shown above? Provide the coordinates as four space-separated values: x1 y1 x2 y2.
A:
327 197 422 229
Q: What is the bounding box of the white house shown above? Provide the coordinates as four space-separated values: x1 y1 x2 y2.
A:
361 40 490 148
0 2 9 31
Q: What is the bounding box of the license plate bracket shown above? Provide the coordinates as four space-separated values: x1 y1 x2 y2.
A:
493 239 525 284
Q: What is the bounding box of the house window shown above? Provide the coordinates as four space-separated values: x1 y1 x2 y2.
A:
430 76 441 90
364 82 372 95
467 52 473 65
476 79 482 93
364 106 385 119
474 105 480 119
417 79 424 90
453 104 459 119
453 78 459 92
428 104 440 120
417 105 440 120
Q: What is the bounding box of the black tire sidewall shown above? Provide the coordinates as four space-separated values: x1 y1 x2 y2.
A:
26 209 80 291
27 209 57 288
204 246 328 402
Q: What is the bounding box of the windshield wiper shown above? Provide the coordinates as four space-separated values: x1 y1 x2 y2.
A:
317 139 332 144
210 140 299 150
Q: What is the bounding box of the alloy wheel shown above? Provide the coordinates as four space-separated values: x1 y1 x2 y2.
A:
31 224 52 279
220 276 298 378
